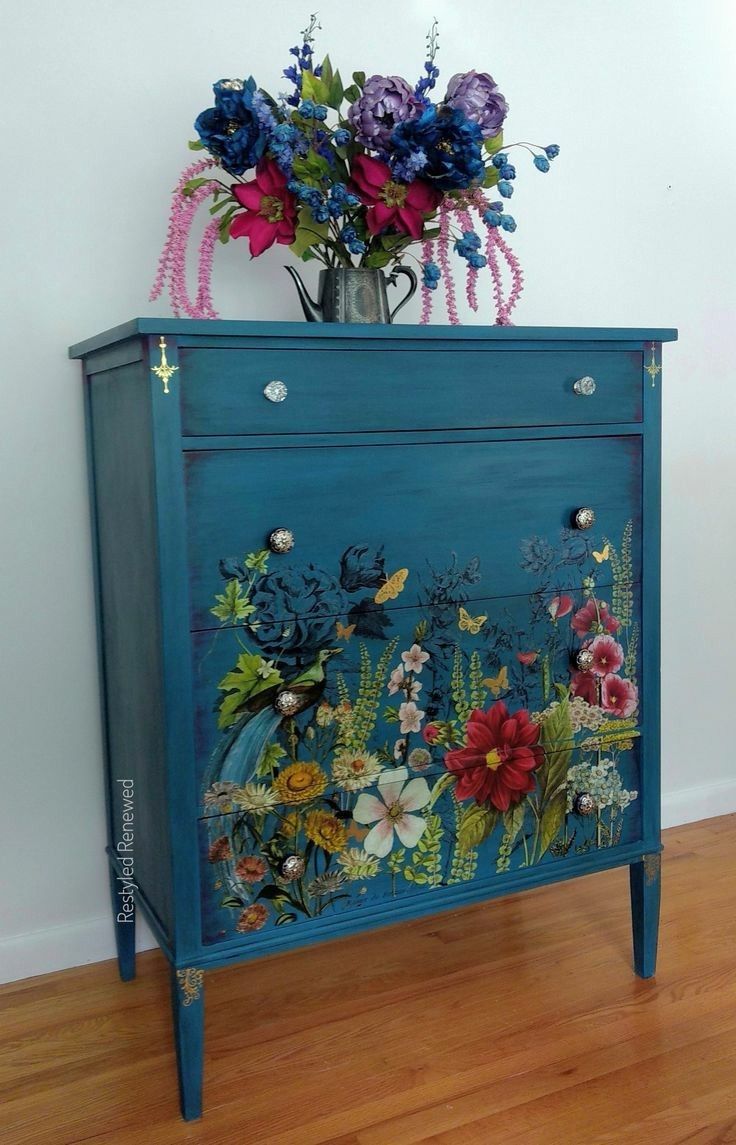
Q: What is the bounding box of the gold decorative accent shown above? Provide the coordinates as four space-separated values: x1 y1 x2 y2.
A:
151 336 179 395
642 853 661 884
645 345 661 387
176 967 204 1005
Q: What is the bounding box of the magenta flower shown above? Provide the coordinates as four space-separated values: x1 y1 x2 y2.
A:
230 159 298 257
571 598 620 637
350 154 442 239
601 674 638 718
570 671 598 706
586 634 625 677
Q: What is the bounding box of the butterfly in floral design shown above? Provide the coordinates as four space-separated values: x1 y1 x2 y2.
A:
458 606 487 635
374 568 408 604
483 666 509 696
335 621 356 641
592 544 610 564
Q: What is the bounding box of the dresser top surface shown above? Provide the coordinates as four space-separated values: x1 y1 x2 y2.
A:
69 318 678 359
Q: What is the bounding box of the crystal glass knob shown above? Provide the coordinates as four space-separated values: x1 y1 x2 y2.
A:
575 648 595 672
279 854 305 881
268 527 294 554
263 380 288 403
573 376 596 396
573 507 596 530
274 689 303 717
573 792 598 817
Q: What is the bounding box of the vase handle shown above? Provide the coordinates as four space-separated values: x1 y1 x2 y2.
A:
387 266 417 322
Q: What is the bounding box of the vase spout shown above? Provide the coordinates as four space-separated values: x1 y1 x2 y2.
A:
284 266 323 322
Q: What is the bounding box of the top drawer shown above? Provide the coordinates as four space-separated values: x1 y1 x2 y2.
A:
178 347 643 436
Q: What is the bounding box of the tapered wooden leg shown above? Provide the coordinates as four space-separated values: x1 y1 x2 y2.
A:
170 967 205 1120
629 852 661 978
108 863 136 982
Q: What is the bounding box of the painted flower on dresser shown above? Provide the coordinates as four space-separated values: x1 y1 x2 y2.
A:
249 566 348 657
353 767 431 856
444 702 544 812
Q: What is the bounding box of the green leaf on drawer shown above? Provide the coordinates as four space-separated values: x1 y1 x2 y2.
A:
256 742 286 777
220 895 245 909
457 803 497 855
427 772 455 810
217 653 283 728
536 695 574 858
211 578 255 624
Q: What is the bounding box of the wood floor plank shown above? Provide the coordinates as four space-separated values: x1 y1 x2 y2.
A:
1 814 734 1144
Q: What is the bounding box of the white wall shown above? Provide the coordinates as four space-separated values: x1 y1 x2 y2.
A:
1 0 734 984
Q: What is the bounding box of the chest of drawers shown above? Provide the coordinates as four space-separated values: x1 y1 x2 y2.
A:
71 319 677 1120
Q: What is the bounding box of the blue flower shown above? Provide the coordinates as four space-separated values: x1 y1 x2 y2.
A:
390 148 428 184
390 105 485 191
499 164 516 180
422 261 441 289
492 152 508 169
250 566 348 657
545 144 560 159
534 155 551 173
333 127 351 146
339 544 386 592
340 225 367 255
500 214 517 232
482 209 502 227
497 180 514 198
468 253 487 268
194 77 267 176
298 100 328 121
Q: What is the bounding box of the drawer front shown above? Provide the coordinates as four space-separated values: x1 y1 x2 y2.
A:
185 436 642 632
195 578 643 946
179 348 643 436
198 745 641 947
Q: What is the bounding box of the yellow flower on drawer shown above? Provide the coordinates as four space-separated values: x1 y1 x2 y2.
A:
273 761 328 805
304 810 348 854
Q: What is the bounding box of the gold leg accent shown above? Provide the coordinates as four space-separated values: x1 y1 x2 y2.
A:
176 967 204 1006
150 336 179 395
642 853 661 885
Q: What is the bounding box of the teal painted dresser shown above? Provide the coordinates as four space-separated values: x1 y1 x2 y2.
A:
71 319 677 1120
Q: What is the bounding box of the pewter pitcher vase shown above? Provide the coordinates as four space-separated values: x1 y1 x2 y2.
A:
284 265 417 324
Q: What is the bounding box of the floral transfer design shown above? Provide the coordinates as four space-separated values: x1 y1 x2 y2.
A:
200 525 640 941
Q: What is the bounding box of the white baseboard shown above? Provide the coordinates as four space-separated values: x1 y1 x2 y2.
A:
2 781 734 985
661 777 736 830
0 913 156 985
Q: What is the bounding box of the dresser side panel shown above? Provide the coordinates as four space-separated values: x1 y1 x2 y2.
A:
87 362 173 939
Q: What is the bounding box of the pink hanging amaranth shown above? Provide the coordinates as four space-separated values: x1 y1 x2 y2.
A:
419 238 435 324
420 188 525 326
149 160 222 319
436 200 460 326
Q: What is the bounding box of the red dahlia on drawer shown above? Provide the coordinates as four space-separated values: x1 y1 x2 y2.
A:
444 701 544 812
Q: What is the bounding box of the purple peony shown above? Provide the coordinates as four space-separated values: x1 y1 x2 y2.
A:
444 71 509 139
348 75 420 152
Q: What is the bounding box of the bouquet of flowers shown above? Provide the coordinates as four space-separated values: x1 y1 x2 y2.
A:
150 16 558 324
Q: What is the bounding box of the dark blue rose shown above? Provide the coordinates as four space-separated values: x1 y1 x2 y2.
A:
250 565 348 657
194 76 266 176
347 598 393 639
520 536 555 576
390 105 484 191
339 544 386 592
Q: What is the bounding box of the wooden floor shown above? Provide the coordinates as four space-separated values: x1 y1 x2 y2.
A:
1 816 735 1144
